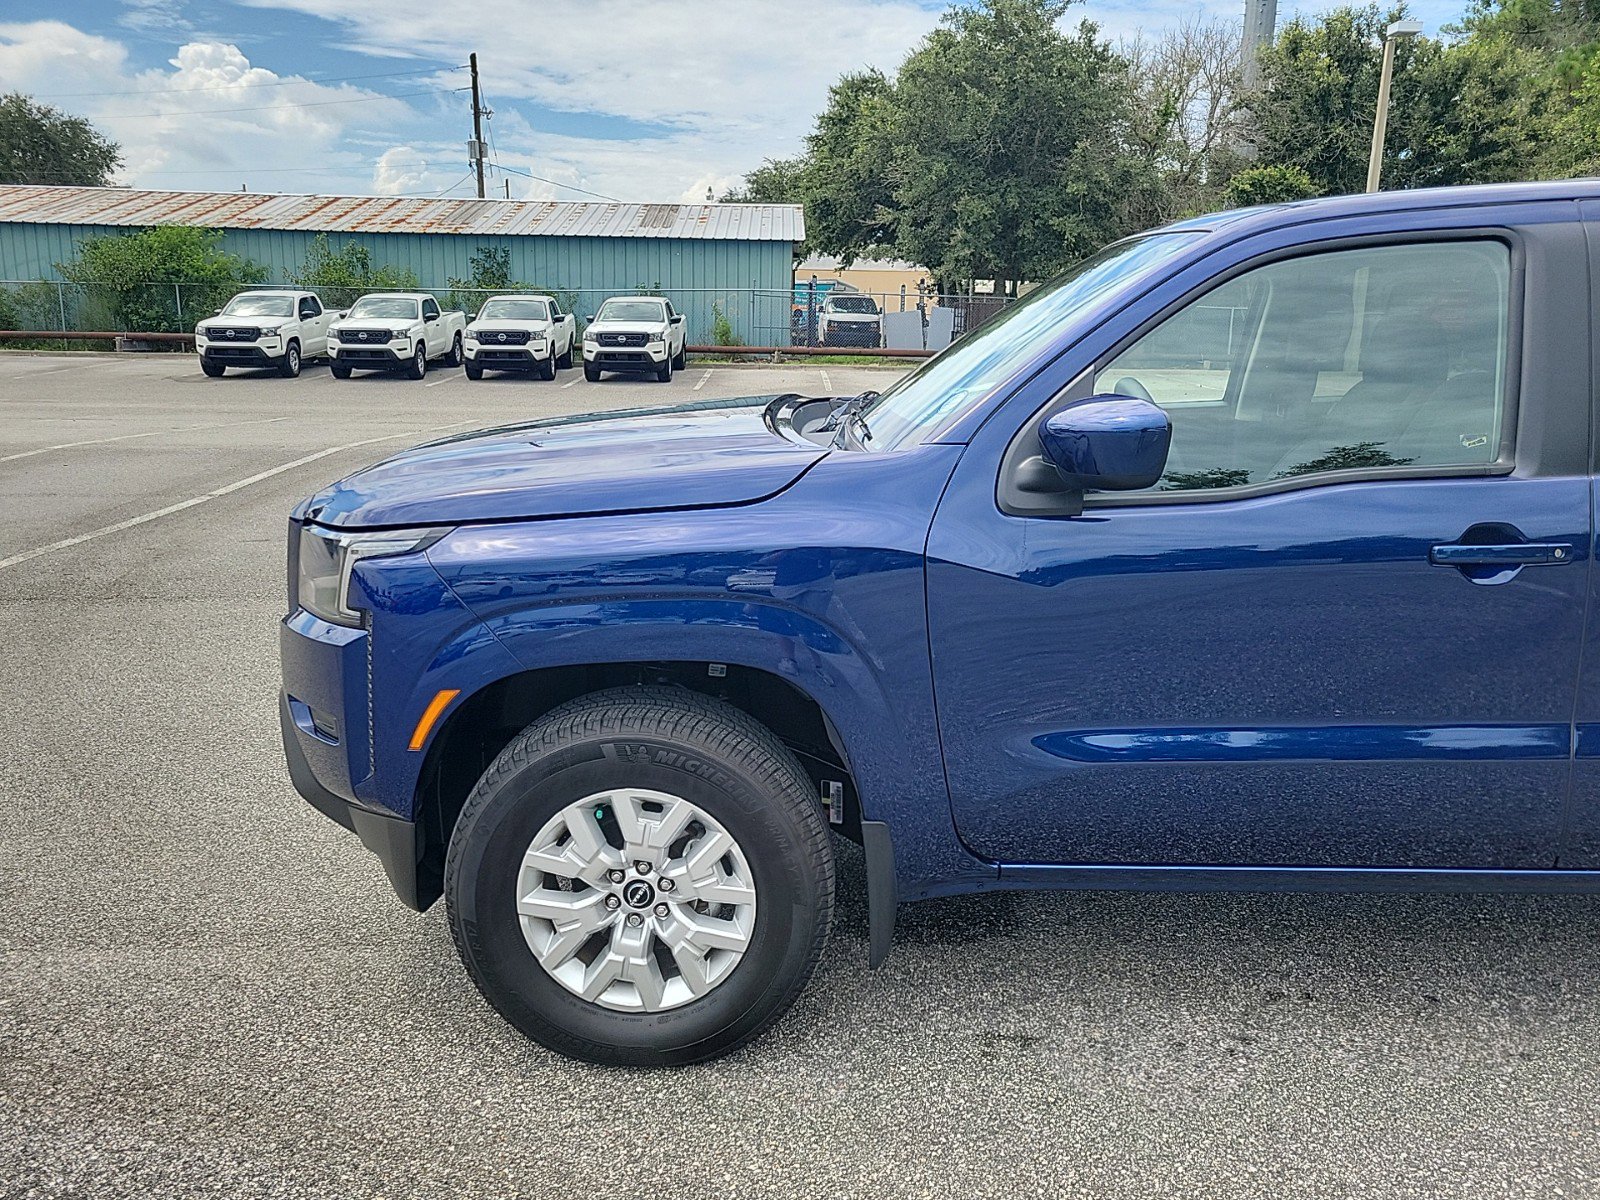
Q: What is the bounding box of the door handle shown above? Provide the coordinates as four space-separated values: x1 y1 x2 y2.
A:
1429 542 1573 567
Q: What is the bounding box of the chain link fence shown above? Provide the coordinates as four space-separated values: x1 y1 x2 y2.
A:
0 279 1018 354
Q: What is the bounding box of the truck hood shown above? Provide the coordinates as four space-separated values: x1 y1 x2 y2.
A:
300 396 826 529
329 318 419 334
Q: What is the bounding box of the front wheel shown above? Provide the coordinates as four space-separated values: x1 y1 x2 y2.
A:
558 339 574 369
672 343 686 370
447 333 464 367
277 340 301 378
329 361 352 379
656 353 673 383
464 360 483 380
584 361 601 382
537 353 556 381
445 687 835 1067
406 344 427 380
200 358 225 378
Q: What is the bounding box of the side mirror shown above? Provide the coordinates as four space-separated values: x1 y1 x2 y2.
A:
584 314 595 323
1039 395 1171 492
670 314 684 324
424 311 439 322
336 310 348 319
469 311 478 321
212 308 222 316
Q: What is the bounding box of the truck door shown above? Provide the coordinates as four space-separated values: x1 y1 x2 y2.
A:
926 212 1591 870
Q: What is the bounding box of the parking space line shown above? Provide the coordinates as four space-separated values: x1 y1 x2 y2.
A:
693 370 712 392
0 421 470 573
561 377 580 389
820 370 832 392
0 415 292 464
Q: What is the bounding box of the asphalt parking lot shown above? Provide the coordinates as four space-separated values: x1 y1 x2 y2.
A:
4 352 1600 1199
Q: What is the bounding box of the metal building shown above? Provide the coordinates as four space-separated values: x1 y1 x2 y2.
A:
0 185 804 343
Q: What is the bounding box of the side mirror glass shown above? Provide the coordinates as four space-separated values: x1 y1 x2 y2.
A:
1039 395 1171 492
212 308 222 316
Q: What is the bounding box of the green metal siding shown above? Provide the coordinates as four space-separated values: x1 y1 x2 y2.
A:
0 221 793 343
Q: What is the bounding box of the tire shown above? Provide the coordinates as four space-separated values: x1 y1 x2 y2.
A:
558 338 574 370
277 340 301 378
330 362 352 379
464 360 483 380
447 333 464 368
672 343 686 370
446 686 835 1067
200 358 225 378
656 353 673 383
584 361 602 382
406 343 427 380
537 353 556 381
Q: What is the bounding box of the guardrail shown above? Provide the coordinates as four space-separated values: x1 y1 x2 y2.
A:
1 331 931 359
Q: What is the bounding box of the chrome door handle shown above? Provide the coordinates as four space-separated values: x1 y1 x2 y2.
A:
1429 542 1573 567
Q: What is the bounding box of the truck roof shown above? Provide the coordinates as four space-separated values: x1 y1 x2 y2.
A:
1165 178 1600 236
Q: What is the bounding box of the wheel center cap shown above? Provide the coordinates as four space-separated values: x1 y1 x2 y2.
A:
622 879 656 909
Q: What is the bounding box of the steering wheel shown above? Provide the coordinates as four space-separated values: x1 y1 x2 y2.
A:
1110 375 1155 403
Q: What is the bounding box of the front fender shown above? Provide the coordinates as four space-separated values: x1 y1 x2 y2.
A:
425 445 989 897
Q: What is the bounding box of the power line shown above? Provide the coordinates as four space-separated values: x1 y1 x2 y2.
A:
493 163 622 202
32 66 465 101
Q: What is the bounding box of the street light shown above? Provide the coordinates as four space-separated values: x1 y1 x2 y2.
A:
1366 18 1424 193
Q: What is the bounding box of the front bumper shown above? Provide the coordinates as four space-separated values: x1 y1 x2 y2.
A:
466 342 548 367
822 323 882 347
198 339 284 364
280 692 425 910
584 342 667 369
330 342 410 366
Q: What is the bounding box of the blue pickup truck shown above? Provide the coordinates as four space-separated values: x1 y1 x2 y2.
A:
282 182 1600 1065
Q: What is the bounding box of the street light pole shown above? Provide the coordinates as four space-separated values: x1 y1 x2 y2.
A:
1366 19 1424 193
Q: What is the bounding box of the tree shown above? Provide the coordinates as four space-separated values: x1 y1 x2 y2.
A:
1245 4 1562 196
1225 164 1320 206
800 71 901 265
0 93 121 187
290 234 419 308
59 226 265 333
890 0 1160 290
1122 17 1250 220
720 158 807 204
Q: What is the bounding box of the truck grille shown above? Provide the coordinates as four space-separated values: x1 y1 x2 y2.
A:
337 328 393 345
207 326 260 342
599 332 648 347
476 329 531 345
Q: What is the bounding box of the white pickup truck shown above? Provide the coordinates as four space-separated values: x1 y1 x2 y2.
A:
581 295 688 382
464 294 577 380
195 289 332 378
327 293 466 380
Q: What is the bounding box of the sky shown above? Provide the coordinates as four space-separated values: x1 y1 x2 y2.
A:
1 0 1467 205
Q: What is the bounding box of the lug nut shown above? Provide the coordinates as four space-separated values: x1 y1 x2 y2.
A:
626 913 644 927
607 868 625 884
604 894 621 911
658 877 675 893
654 903 670 918
634 860 652 875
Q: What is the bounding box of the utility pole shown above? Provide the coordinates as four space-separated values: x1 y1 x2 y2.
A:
469 53 487 199
1240 0 1278 93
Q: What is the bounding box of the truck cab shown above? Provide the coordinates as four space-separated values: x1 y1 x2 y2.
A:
279 182 1600 1067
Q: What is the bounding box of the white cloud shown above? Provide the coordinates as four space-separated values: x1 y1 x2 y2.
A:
0 20 420 193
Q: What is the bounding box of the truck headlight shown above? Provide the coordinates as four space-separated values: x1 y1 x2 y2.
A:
295 525 450 627
647 333 665 344
464 328 478 341
259 325 282 336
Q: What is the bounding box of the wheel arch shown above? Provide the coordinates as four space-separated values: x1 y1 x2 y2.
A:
411 660 868 914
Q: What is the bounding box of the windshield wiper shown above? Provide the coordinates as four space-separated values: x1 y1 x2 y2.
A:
821 390 879 447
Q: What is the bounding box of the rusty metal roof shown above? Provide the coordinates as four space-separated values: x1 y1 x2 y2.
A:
0 185 805 243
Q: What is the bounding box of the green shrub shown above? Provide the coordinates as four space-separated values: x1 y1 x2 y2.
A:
710 301 743 347
58 226 266 332
1224 165 1320 209
291 234 419 309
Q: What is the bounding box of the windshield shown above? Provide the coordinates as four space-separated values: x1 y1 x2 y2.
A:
221 294 294 318
597 299 667 323
858 233 1201 450
478 298 551 322
347 297 421 320
828 294 880 314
